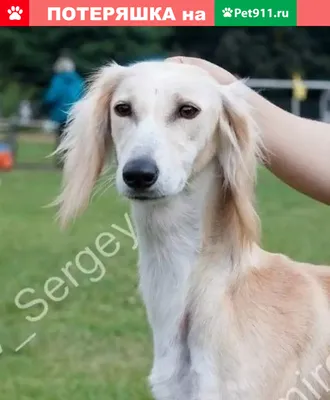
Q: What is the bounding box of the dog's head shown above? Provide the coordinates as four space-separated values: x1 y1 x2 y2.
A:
56 61 261 228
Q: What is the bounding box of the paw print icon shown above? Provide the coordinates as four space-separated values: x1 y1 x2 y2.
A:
222 7 233 17
8 6 23 20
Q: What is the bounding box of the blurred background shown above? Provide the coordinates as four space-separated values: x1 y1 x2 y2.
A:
2 27 330 119
0 27 329 400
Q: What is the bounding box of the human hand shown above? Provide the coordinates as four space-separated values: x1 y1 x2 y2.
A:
165 56 237 85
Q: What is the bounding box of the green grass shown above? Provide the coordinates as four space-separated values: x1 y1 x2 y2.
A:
16 141 54 165
0 142 329 399
16 136 55 165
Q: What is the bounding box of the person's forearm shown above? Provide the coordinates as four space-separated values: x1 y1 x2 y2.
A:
249 89 330 205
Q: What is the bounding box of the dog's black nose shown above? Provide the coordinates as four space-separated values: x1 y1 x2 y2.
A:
123 158 159 190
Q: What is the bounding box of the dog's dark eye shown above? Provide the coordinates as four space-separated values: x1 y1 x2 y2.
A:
178 105 200 119
114 103 132 117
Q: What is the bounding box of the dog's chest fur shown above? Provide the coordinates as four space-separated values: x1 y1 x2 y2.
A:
130 175 241 399
133 194 202 347
131 187 204 397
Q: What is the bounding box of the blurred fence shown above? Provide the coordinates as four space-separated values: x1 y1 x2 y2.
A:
248 79 330 120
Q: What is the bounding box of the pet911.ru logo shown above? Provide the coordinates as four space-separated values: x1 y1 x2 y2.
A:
221 7 289 19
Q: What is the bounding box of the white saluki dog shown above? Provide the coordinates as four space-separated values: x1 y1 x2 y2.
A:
55 60 330 400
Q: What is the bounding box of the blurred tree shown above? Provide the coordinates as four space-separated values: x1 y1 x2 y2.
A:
0 27 173 115
0 27 173 84
173 27 330 80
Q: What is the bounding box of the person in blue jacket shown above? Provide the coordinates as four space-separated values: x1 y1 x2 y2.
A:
44 55 84 168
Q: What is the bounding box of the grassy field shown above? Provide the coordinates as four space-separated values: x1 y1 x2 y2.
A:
0 140 329 400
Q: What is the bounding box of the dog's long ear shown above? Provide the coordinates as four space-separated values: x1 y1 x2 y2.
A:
217 82 263 245
54 63 125 227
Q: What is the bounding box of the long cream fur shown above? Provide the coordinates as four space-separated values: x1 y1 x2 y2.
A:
55 60 330 400
54 63 125 226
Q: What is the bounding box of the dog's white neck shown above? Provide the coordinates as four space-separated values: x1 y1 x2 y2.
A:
130 160 257 399
131 163 220 349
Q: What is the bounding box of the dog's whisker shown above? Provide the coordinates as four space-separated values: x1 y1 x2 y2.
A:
92 173 116 200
